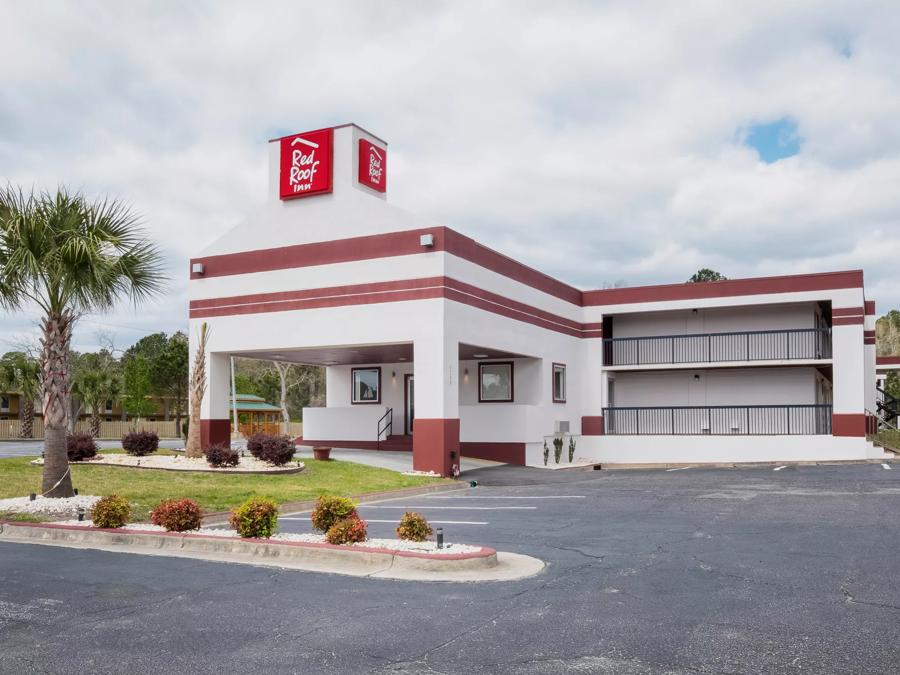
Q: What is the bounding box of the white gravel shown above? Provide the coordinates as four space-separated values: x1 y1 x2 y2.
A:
401 470 442 477
0 494 101 516
30 454 303 473
53 520 482 555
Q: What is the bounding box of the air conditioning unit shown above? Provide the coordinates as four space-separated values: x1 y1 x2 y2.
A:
555 420 570 434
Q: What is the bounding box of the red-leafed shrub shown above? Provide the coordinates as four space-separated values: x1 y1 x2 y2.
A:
325 516 368 545
396 511 433 542
150 498 202 532
247 433 296 466
66 433 98 462
229 496 279 538
204 442 239 468
122 430 159 456
91 494 131 528
310 495 357 533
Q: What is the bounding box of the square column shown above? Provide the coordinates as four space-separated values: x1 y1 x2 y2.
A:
412 335 459 476
196 350 232 449
580 334 606 436
831 321 867 437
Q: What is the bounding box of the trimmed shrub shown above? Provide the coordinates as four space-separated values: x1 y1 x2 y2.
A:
229 496 279 538
204 442 239 468
122 430 159 456
91 494 131 528
247 433 296 466
66 433 98 462
325 516 368 545
150 498 202 532
395 511 433 542
310 495 357 533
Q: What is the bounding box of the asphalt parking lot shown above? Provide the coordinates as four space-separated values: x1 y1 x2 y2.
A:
2 462 899 674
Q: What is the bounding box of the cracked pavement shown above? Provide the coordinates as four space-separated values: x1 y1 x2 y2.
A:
1 462 899 673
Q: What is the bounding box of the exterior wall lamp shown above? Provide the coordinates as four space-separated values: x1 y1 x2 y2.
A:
420 233 434 248
192 262 205 275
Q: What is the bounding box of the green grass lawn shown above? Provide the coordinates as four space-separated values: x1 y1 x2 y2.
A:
0 453 448 521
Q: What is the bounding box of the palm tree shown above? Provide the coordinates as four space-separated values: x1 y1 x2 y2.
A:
0 351 41 438
0 187 164 497
71 352 122 438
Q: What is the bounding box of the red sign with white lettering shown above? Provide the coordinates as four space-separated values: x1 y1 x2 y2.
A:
358 138 386 193
279 128 333 199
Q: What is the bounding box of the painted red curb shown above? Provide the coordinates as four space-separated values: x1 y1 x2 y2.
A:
0 520 495 561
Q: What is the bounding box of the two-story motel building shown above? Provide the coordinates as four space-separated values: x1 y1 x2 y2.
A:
188 124 887 476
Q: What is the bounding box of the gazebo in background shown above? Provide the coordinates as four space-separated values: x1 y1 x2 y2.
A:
231 393 283 437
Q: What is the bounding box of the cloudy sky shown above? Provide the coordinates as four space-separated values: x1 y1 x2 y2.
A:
1 0 899 353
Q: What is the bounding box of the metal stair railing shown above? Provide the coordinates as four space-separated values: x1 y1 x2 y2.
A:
376 408 393 450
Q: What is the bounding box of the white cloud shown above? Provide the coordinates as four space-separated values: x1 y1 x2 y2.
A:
1 0 900 353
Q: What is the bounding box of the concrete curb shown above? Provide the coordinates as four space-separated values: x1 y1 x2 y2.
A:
31 458 307 476
598 458 897 470
201 480 465 525
0 521 544 583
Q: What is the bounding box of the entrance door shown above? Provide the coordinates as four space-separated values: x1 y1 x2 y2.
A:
404 375 415 434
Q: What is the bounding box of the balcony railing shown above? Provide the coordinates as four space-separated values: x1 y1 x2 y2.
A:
602 404 833 435
603 328 831 366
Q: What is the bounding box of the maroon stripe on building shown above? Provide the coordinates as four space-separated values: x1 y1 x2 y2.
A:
460 442 526 465
832 316 864 326
878 356 900 365
865 300 876 316
582 416 604 436
832 413 866 437
832 306 865 317
190 227 865 309
582 270 865 306
189 277 446 310
864 338 876 345
190 276 599 338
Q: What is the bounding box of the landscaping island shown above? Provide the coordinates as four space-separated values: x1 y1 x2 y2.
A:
0 453 448 522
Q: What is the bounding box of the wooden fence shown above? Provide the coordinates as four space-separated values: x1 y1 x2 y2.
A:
0 419 181 440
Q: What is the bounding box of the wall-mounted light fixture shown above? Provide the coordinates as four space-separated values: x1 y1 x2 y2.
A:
392 370 396 379
192 262 205 275
420 233 435 248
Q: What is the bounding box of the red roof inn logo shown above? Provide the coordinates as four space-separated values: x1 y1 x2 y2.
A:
358 138 386 193
279 128 333 199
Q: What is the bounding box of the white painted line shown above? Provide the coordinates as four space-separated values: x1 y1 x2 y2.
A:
278 517 488 525
882 463 892 470
666 467 690 472
359 505 537 511
773 465 788 471
362 519 488 525
422 495 586 500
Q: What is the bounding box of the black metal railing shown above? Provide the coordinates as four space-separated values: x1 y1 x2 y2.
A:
603 328 831 366
376 407 392 450
602 404 833 435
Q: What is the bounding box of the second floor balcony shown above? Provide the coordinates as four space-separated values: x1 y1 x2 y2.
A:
603 327 832 367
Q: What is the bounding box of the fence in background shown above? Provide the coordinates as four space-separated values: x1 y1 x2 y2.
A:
0 419 180 440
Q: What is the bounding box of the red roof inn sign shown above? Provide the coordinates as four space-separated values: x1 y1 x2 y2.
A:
358 138 386 192
279 128 333 199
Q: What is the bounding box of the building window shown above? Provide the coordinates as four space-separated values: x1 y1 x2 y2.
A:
0 395 9 411
478 362 514 403
552 363 566 403
105 399 113 411
351 367 381 404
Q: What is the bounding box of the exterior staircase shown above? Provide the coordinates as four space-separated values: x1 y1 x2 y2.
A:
378 434 413 452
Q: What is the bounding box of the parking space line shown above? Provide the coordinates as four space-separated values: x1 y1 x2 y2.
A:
773 466 788 471
422 495 586 500
666 467 690 472
362 519 488 525
882 464 892 470
359 505 537 510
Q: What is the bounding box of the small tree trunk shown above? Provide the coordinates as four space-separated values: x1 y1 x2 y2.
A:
19 400 34 439
41 312 74 498
90 413 101 438
274 362 291 435
185 323 208 458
